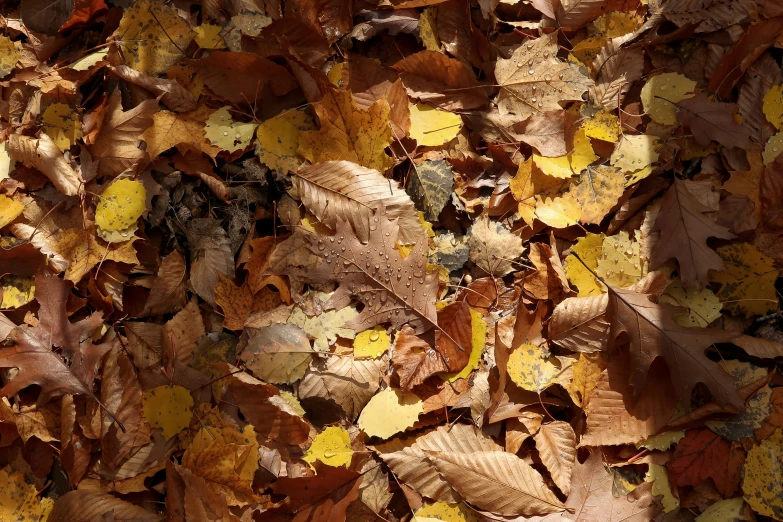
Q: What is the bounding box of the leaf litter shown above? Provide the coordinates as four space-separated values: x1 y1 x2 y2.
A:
0 0 781 520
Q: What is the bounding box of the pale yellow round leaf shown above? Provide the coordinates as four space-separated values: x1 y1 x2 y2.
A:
640 73 696 125
303 426 353 468
204 106 257 153
358 387 423 439
95 179 147 232
507 344 561 393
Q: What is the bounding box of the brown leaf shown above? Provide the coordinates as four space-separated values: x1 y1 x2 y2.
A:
48 489 162 522
534 421 577 496
435 301 474 373
468 215 526 277
667 428 745 497
676 93 751 149
590 34 644 109
548 294 609 353
392 50 487 110
110 65 196 113
762 154 783 229
0 270 105 406
738 53 781 145
392 325 449 389
193 52 297 105
650 178 734 288
168 461 241 522
271 461 362 520
428 450 565 516
293 161 421 244
609 287 740 410
565 452 662 521
7 133 81 196
523 242 572 302
214 275 254 331
300 354 385 420
162 299 205 367
514 110 581 157
186 219 235 306
142 250 187 316
87 91 157 177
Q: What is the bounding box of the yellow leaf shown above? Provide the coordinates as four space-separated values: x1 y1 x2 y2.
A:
255 110 315 173
611 135 659 173
298 89 395 172
0 466 49 521
288 304 359 352
167 63 204 98
415 501 479 522
710 243 779 318
569 35 606 67
535 194 581 229
511 158 567 226
566 352 606 407
595 231 647 288
419 8 440 51
303 426 354 468
328 62 344 86
142 108 221 160
625 165 654 187
142 385 194 440
358 387 423 439
204 106 257 152
42 103 83 152
354 326 390 358
591 12 642 38
0 275 35 309
51 229 138 282
0 194 23 228
640 73 696 125
565 232 605 297
742 428 783 519
507 344 562 393
409 103 462 146
659 279 722 327
637 431 685 451
0 36 18 79
582 110 620 143
194 24 226 49
534 128 597 178
95 179 146 232
278 390 306 416
725 151 764 221
644 464 679 513
117 0 194 75
763 131 783 165
69 49 108 71
442 308 487 382
763 84 783 130
568 165 624 225
182 423 260 506
695 498 749 522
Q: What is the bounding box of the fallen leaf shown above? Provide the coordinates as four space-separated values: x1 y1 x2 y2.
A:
255 110 314 172
468 215 525 276
303 425 353 468
640 73 696 125
407 160 454 221
677 93 751 149
668 428 745 498
358 387 423 439
42 102 82 151
408 103 462 146
568 166 624 225
534 421 577 495
241 324 312 384
709 243 779 318
204 106 257 152
7 133 81 196
141 385 193 440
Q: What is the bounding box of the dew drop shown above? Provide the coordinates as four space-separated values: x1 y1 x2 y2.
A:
531 96 537 103
222 131 228 136
369 331 380 342
558 72 564 79
545 74 551 81
528 68 535 75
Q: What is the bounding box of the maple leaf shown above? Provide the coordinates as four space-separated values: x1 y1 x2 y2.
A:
87 91 157 177
0 270 105 406
650 179 735 288
667 428 745 497
495 33 592 120
609 287 741 410
141 108 220 161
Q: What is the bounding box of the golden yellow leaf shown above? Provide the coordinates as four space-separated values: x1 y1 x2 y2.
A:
763 131 783 165
278 390 306 416
142 109 221 160
569 35 606 68
0 36 18 79
640 73 696 125
659 279 722 327
582 110 620 143
565 232 605 297
644 464 679 513
42 103 82 152
95 179 146 232
328 62 344 86
182 423 260 506
442 308 487 382
167 63 204 99
354 326 390 358
142 385 194 440
695 498 749 522
418 8 441 51
194 24 226 49
0 194 23 228
303 426 354 468
638 431 685 450
507 344 562 393
611 135 659 173
204 106 257 152
710 243 779 317
0 275 35 309
69 49 108 71
415 501 479 522
724 151 764 220
568 165 624 225
566 352 606 407
533 129 598 178
50 229 138 283
595 231 647 288
742 428 783 519
0 466 49 521
409 103 462 146
117 0 194 75
592 12 642 38
358 387 423 439
255 110 315 173
298 89 395 172
763 84 783 130
535 194 581 229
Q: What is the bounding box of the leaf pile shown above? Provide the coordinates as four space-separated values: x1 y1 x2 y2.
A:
0 0 782 520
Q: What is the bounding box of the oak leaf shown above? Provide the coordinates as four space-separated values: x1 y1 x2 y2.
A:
651 179 734 288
